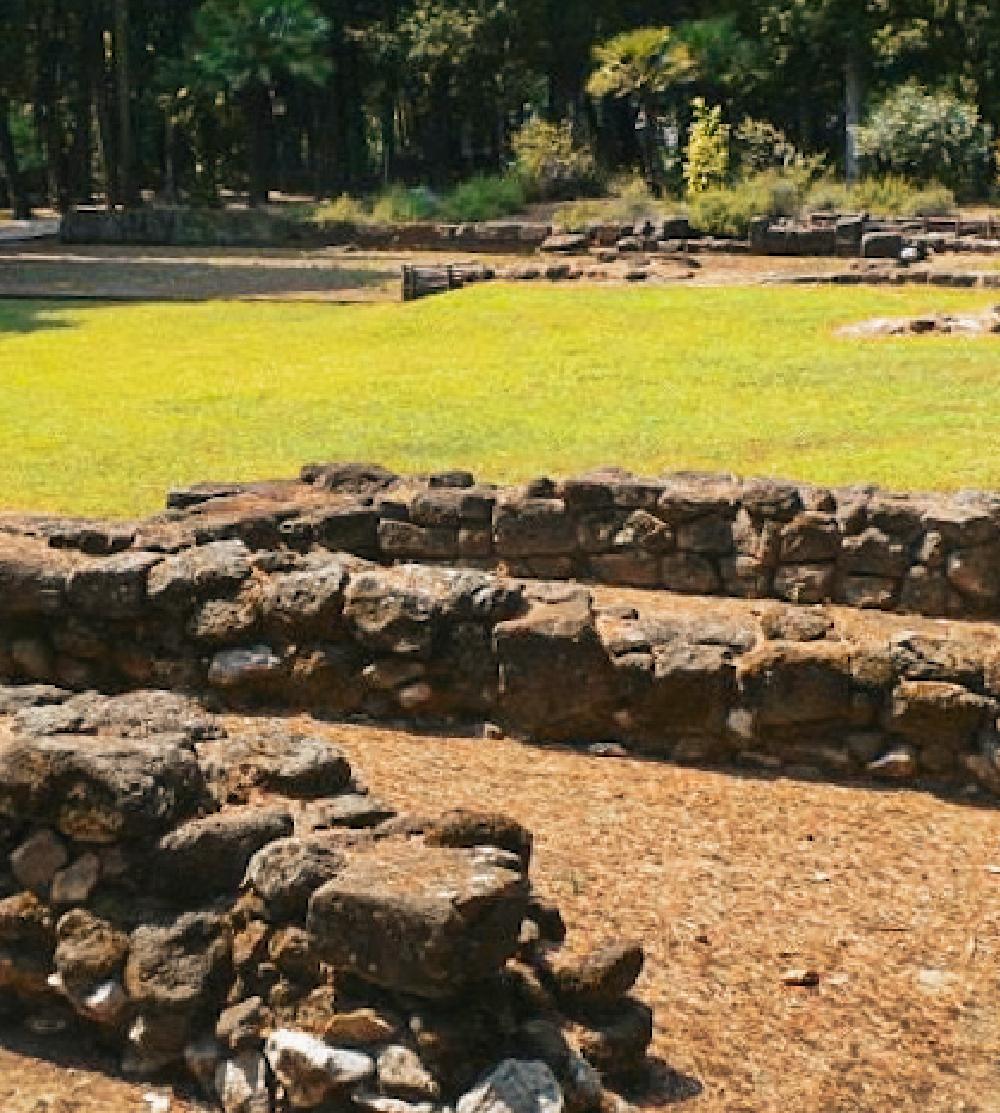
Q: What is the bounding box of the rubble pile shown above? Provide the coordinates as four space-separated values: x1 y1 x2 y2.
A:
0 688 654 1112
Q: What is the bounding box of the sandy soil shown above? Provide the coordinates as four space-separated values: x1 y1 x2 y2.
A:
3 716 997 1111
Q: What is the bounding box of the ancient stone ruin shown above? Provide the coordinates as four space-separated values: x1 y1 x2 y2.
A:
0 687 653 1112
5 459 1000 1107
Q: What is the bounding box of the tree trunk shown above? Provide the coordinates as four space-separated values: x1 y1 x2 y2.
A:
844 43 862 184
35 2 70 210
114 0 134 207
244 81 272 206
0 98 32 220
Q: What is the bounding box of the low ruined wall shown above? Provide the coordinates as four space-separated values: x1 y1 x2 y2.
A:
60 208 553 254
23 463 1000 624
2 531 1000 799
0 689 650 1110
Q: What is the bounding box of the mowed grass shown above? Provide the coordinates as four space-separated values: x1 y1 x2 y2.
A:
2 284 1000 517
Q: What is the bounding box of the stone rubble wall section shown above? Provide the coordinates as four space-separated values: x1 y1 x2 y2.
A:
59 207 1000 257
3 535 1000 798
127 467 1000 623
0 689 648 1111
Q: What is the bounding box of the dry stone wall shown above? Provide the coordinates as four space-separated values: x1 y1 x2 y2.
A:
0 688 653 1111
3 506 1000 798
19 462 1000 623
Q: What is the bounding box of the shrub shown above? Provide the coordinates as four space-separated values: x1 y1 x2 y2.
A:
733 117 824 177
805 175 955 217
686 171 805 237
371 184 439 223
684 98 730 194
308 193 368 222
511 118 599 201
855 83 989 191
554 173 683 231
438 174 527 222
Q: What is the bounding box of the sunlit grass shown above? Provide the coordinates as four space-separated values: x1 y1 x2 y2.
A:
1 284 999 517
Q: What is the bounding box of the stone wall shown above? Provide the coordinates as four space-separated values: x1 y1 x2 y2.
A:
0 688 653 1111
17 463 1000 623
2 525 1000 799
59 206 1000 258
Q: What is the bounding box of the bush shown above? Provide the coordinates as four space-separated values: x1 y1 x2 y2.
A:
805 175 956 217
687 170 803 237
684 99 730 194
734 117 824 177
511 118 599 201
371 184 439 222
438 174 527 222
554 173 683 231
855 83 989 191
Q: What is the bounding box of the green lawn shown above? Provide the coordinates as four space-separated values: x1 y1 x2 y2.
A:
2 285 1000 518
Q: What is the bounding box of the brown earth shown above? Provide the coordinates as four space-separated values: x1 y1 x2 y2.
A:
3 241 997 303
3 713 998 1111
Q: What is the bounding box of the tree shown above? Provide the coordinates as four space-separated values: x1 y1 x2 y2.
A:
587 26 698 192
189 0 330 205
855 83 990 191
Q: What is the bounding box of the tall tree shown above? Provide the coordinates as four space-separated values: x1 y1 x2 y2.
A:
188 0 331 205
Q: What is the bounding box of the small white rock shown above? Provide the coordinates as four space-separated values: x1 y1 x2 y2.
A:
215 1051 270 1113
80 979 128 1024
265 1029 373 1108
457 1060 563 1113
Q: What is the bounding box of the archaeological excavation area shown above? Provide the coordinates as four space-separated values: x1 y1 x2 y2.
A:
1 460 999 1112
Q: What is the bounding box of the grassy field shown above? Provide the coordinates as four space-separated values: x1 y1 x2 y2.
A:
2 284 1000 517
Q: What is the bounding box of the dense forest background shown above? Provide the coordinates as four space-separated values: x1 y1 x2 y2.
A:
2 0 1000 217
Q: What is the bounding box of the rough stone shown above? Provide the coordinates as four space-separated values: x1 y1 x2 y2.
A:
456 1059 563 1113
307 840 528 998
264 1029 374 1108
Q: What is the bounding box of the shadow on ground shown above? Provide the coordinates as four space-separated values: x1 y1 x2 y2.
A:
0 300 75 336
0 252 399 303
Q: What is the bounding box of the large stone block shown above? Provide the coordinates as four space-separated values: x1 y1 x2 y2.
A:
307 840 528 998
0 736 208 843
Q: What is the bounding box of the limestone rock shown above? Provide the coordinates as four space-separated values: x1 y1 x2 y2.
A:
147 541 252 607
457 1060 563 1113
264 1028 374 1108
0 736 208 844
215 1050 271 1113
322 1007 399 1047
376 1044 440 1101
245 837 345 923
50 852 100 905
157 806 294 897
548 942 644 1010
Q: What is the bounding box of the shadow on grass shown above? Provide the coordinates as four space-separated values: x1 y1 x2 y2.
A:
0 300 76 336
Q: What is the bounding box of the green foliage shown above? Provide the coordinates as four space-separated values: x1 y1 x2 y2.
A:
372 185 440 223
855 83 989 189
305 175 525 225
587 27 696 102
684 99 730 194
438 174 526 222
687 170 802 236
733 117 823 177
554 173 681 231
511 118 598 201
805 175 955 217
190 0 330 91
